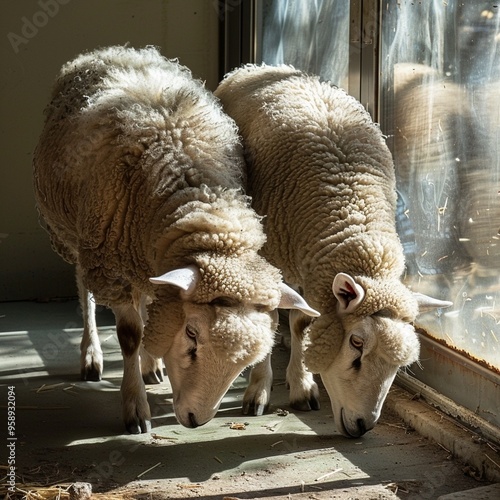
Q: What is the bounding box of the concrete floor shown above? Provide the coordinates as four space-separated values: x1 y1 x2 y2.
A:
0 299 497 499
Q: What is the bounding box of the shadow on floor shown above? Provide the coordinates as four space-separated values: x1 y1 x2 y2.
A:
0 299 490 499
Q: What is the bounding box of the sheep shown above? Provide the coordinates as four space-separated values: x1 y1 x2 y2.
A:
458 80 500 271
215 64 452 437
389 63 473 276
33 47 319 435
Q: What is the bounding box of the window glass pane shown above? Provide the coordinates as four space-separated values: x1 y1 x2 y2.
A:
381 0 500 369
261 0 350 88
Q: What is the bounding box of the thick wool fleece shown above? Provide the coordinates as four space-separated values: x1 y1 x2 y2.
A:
215 64 419 371
34 47 279 363
34 46 246 297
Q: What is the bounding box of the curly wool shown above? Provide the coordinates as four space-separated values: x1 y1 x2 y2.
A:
354 276 418 320
375 318 420 366
153 185 266 270
209 307 276 363
215 64 398 292
302 313 343 373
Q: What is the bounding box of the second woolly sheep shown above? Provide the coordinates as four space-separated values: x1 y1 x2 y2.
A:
215 64 451 437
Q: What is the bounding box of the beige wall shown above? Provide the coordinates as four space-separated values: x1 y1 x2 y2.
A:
0 0 220 301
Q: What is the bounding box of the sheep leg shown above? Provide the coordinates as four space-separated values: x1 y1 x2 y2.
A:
113 303 151 434
287 310 320 411
77 268 103 382
136 294 163 384
242 353 273 416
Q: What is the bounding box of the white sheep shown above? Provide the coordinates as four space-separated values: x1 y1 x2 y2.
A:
389 63 473 275
215 64 451 437
33 47 318 434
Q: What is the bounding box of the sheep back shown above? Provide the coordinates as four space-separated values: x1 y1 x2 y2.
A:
215 64 401 312
34 46 254 306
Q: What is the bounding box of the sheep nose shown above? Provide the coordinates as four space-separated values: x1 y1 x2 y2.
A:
188 412 199 428
354 418 376 437
347 418 369 438
356 418 367 436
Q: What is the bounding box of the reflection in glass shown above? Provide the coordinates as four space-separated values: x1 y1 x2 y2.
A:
381 1 500 369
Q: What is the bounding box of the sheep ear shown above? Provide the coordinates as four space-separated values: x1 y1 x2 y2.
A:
413 293 453 312
332 273 365 313
149 265 200 296
278 283 320 317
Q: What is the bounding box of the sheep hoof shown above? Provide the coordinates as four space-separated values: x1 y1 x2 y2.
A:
80 364 102 382
242 401 268 416
254 403 267 416
309 396 321 411
142 369 163 385
126 418 152 435
290 396 321 412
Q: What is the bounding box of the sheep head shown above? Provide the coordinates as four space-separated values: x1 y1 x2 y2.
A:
305 272 451 438
144 260 318 428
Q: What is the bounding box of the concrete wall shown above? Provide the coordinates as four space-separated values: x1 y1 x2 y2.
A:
0 0 220 301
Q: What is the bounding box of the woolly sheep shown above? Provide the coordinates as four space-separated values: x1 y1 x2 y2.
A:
390 63 473 275
215 64 451 437
393 64 500 276
33 48 318 434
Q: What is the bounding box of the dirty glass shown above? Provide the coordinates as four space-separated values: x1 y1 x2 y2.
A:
261 0 350 88
381 0 500 370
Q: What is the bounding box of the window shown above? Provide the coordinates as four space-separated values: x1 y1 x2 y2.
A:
261 0 350 89
221 0 500 436
382 0 500 368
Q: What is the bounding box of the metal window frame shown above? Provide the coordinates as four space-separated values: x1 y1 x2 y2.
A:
349 0 380 120
218 0 500 444
218 0 262 78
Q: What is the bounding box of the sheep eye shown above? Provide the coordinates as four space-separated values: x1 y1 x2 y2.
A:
374 308 393 319
186 325 197 340
350 335 364 350
210 296 239 307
